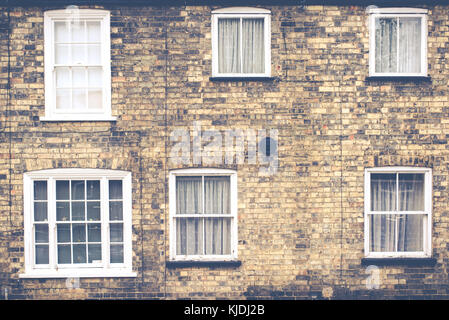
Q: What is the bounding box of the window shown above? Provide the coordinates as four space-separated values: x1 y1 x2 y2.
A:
21 169 135 278
364 167 432 258
369 8 428 77
211 7 271 78
169 169 238 261
43 9 115 121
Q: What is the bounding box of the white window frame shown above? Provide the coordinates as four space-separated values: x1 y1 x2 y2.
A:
43 9 115 121
364 167 432 259
169 168 238 262
369 7 428 77
20 169 135 278
211 7 271 78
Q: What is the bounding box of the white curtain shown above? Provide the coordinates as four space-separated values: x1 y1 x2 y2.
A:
242 18 265 74
397 174 424 251
218 18 240 73
370 173 424 252
375 17 421 73
176 177 231 255
176 177 202 255
218 18 264 74
370 173 396 252
398 17 421 73
375 18 397 73
205 177 231 255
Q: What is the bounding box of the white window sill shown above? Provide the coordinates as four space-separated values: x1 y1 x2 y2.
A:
166 260 241 268
40 116 117 122
19 269 137 279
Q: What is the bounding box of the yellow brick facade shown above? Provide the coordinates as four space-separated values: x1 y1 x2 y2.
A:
0 2 449 299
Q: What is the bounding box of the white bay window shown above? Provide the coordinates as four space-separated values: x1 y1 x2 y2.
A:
21 169 135 278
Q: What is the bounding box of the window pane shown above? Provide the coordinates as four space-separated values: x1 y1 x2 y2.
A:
56 202 70 221
242 18 264 73
72 44 86 64
398 17 422 73
56 89 70 110
35 245 49 264
218 18 240 73
87 201 101 221
57 224 71 243
56 180 70 200
71 180 85 200
399 173 425 211
34 181 47 200
370 214 425 252
88 244 102 263
72 89 87 109
58 244 71 264
71 22 85 43
88 67 102 87
109 180 122 199
205 217 231 255
86 180 100 200
35 224 49 243
72 202 85 221
397 214 424 252
72 67 86 88
34 202 47 222
176 177 202 214
370 173 396 211
55 44 69 64
370 214 396 252
88 90 102 109
176 217 203 255
109 201 123 221
73 244 87 263
205 176 230 214
88 44 101 65
72 224 86 242
88 223 101 242
110 244 124 263
55 67 71 88
110 223 123 242
375 18 398 73
87 21 101 42
54 21 69 43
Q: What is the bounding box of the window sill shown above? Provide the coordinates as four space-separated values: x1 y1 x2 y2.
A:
210 76 276 82
166 260 242 268
40 116 117 122
365 76 431 83
361 257 436 267
19 269 137 279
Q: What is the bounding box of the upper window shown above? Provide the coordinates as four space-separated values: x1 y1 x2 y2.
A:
364 167 432 258
211 7 271 78
43 9 114 121
21 169 135 278
369 8 428 77
169 169 238 261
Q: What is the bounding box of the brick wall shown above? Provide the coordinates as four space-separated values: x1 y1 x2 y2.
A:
1 3 449 299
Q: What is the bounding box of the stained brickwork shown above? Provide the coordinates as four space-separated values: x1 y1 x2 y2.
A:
1 3 449 299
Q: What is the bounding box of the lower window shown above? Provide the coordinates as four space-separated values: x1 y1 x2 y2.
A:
21 169 135 278
169 169 238 261
364 167 432 258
